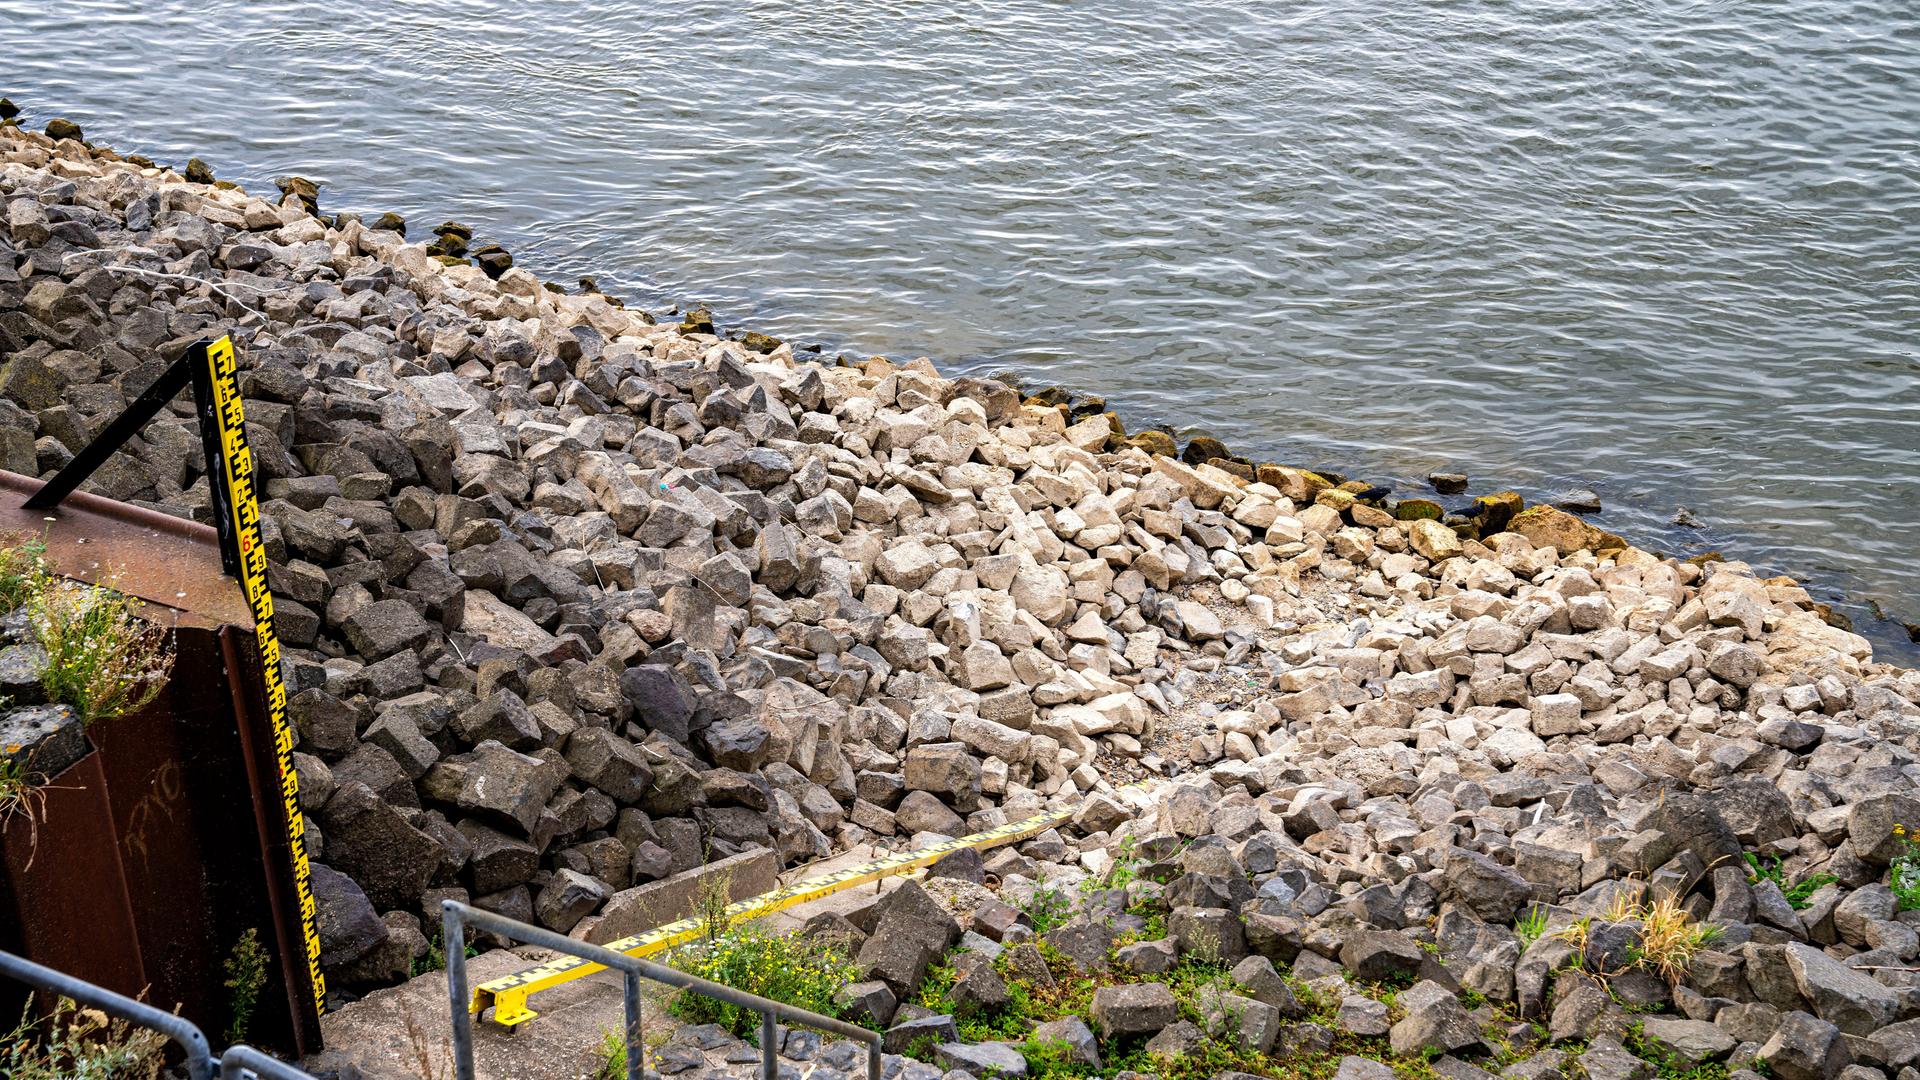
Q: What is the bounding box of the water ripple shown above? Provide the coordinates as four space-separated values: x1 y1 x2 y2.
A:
3 0 1917 657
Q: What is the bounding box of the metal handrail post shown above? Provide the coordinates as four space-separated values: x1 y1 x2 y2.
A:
444 901 652 1080
0 948 215 1080
621 969 643 1080
439 901 884 1080
219 1044 322 1079
443 901 475 1080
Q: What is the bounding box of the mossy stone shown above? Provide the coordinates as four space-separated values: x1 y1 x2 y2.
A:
1394 499 1443 521
1212 459 1255 482
184 157 215 184
370 212 407 236
430 254 470 267
44 117 82 142
678 306 716 336
739 331 783 353
1182 435 1229 466
435 220 474 241
276 175 322 214
426 233 468 258
1103 412 1127 436
1030 385 1071 407
0 98 18 120
1315 489 1357 511
1475 490 1525 534
1130 431 1176 457
1337 479 1371 495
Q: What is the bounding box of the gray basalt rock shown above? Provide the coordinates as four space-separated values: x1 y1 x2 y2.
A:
318 781 438 910
1759 1011 1849 1080
1091 982 1177 1040
1391 980 1484 1057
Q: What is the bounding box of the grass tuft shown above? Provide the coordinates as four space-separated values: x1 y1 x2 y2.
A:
31 577 175 726
0 996 167 1080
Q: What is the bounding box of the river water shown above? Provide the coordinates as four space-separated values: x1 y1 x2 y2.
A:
5 0 1918 659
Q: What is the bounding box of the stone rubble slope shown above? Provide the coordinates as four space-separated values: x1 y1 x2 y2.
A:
8 116 1920 1080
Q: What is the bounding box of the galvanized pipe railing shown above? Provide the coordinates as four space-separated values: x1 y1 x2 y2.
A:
0 949 322 1080
220 1044 324 1079
0 948 216 1080
441 900 882 1080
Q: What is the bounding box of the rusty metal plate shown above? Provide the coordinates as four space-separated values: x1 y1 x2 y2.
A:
0 469 252 629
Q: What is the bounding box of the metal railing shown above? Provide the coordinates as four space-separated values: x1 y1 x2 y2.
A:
0 948 319 1080
442 899 883 1080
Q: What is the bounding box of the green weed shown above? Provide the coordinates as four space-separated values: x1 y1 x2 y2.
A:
1889 826 1920 912
1515 905 1551 948
1022 884 1075 935
1745 853 1836 911
31 577 174 726
222 928 270 1046
666 922 859 1041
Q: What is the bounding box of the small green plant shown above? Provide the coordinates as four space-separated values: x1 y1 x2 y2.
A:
0 997 167 1080
667 922 859 1040
1018 1035 1093 1080
1890 826 1920 912
1515 905 1551 948
1746 852 1837 911
411 928 478 977
223 928 270 1045
1084 837 1141 896
31 578 174 726
1022 884 1074 935
694 870 735 943
595 1027 632 1080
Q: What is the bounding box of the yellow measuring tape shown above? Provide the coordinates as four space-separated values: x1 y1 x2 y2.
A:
474 790 1126 1027
205 335 327 1013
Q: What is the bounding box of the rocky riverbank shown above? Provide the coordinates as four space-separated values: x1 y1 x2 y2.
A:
8 113 1920 1080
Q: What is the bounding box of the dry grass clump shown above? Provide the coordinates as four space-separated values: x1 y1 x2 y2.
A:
29 576 174 726
1554 883 1720 983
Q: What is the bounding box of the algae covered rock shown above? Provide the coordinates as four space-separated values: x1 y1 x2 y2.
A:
1508 504 1604 554
1182 434 1230 465
1475 490 1525 533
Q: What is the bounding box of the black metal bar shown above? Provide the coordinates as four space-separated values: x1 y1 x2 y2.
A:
443 905 472 1080
761 1011 778 1080
621 970 643 1080
0 948 215 1080
183 338 241 579
218 1044 321 1079
22 350 195 511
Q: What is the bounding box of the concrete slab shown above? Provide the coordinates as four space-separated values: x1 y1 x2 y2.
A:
310 949 644 1080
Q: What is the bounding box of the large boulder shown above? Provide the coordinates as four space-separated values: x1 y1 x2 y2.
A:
312 862 386 968
1442 849 1532 922
856 882 959 993
318 782 438 911
422 741 564 835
